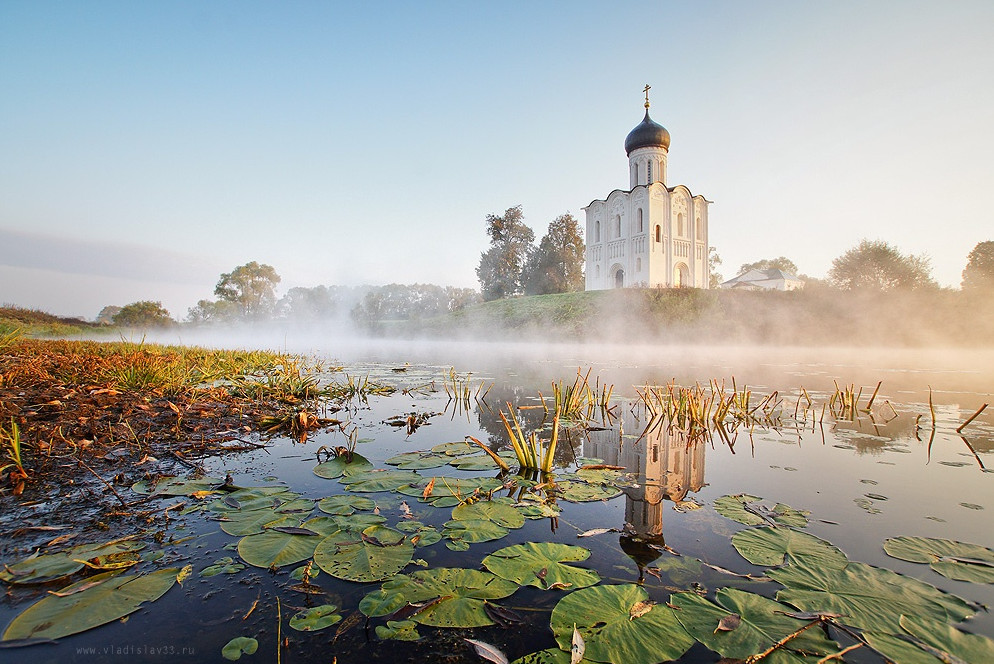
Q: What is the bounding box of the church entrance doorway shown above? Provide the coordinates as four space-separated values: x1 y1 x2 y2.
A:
674 262 690 288
614 268 625 289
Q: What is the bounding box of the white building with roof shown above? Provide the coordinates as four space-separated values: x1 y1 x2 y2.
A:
584 89 711 290
720 268 805 291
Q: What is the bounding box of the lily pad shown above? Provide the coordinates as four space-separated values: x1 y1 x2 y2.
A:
431 441 477 456
451 500 525 528
366 568 517 628
670 588 838 661
0 538 146 585
770 559 975 632
549 583 694 663
317 494 377 515
218 508 288 536
482 542 600 590
221 637 258 661
209 487 307 513
385 451 451 470
375 619 420 641
510 649 570 664
442 519 509 545
714 495 809 527
313 525 414 582
288 604 342 631
397 476 503 502
237 517 339 569
448 452 518 471
340 469 421 492
313 453 374 479
883 536 994 583
200 557 245 577
899 614 994 662
2 568 179 640
732 527 848 569
557 480 621 503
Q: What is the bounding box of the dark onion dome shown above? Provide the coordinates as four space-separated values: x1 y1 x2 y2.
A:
625 110 671 155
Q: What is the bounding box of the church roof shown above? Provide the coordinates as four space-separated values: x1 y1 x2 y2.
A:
625 110 671 154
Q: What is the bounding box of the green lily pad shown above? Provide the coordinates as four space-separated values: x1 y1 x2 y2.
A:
900 614 994 662
363 568 517 628
2 568 179 641
313 453 374 479
714 494 809 527
209 487 307 513
482 542 600 590
288 604 342 631
385 451 451 470
131 476 223 496
237 517 339 569
770 560 975 632
359 589 410 617
0 538 146 585
671 588 839 661
451 500 525 528
732 527 848 569
431 441 477 456
549 583 694 663
557 480 621 503
313 525 414 582
442 519 509 545
317 494 377 515
218 508 288 536
397 476 503 502
883 536 994 583
510 649 570 664
325 513 388 532
221 637 258 661
375 619 420 641
340 469 421 492
200 557 245 577
448 452 517 471
863 631 942 664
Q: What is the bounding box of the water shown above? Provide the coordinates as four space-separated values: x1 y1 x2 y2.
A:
1 343 992 663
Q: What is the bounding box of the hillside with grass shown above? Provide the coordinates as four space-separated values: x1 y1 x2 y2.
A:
405 287 994 347
0 306 102 338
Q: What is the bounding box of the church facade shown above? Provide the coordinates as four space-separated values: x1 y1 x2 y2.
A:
584 93 711 290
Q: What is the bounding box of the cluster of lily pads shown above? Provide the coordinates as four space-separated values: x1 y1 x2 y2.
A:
2 435 993 664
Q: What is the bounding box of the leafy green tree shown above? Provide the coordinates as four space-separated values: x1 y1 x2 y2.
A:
523 213 585 295
828 240 936 291
214 262 281 320
187 299 239 323
738 256 799 276
708 247 723 289
95 305 122 325
113 301 174 328
476 206 535 301
961 241 994 293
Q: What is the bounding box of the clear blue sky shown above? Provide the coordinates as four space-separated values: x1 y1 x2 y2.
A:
2 1 993 319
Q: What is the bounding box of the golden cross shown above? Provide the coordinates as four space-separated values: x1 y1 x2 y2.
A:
643 84 651 108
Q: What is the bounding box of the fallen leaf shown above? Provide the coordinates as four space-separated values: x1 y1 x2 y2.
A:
571 624 585 664
629 599 655 620
422 478 436 500
577 527 619 538
714 613 741 633
464 638 509 664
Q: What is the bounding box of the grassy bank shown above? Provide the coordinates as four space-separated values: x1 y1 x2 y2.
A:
0 306 104 338
406 286 994 347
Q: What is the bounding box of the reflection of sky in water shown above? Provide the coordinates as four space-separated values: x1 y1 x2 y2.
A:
2 352 991 662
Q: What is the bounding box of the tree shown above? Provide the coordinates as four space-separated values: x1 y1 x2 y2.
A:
187 299 239 324
739 256 799 276
523 213 585 295
113 301 174 328
708 247 723 289
214 262 281 320
962 241 994 293
828 239 936 291
476 206 535 301
95 305 122 325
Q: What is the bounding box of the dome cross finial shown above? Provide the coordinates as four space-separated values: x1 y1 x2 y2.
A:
643 84 651 109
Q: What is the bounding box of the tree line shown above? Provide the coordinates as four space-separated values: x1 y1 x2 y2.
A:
101 236 994 328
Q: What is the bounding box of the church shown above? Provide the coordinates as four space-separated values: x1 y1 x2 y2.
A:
584 88 711 290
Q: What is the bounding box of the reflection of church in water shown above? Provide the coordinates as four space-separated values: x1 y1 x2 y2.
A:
584 408 706 541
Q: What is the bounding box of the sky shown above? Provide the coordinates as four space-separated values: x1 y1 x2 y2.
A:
2 1 993 320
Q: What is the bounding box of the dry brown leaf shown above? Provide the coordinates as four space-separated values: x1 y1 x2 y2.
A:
629 599 656 620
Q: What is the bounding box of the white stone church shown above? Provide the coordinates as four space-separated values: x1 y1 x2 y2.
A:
584 91 711 290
